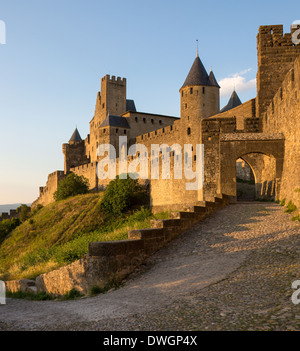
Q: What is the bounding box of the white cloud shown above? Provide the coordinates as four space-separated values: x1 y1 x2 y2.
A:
218 69 256 98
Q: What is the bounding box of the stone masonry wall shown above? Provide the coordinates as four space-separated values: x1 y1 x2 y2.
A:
263 55 300 210
256 25 300 117
212 98 256 130
32 171 65 208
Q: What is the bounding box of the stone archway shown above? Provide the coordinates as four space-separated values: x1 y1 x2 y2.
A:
218 134 284 202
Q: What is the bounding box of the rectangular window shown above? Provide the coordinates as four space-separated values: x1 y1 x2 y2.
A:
190 87 193 94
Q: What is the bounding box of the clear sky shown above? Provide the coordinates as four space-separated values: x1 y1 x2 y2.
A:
0 0 299 204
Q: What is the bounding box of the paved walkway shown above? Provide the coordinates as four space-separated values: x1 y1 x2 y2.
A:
1 203 299 331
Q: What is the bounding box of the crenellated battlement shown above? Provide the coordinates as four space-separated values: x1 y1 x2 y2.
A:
256 24 300 117
101 74 126 85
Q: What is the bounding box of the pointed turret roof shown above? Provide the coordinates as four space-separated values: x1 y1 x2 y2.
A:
208 69 220 88
220 90 242 113
181 55 211 89
69 128 82 142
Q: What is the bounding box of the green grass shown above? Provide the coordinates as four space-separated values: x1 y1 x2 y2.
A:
0 193 169 281
280 198 286 206
285 200 297 214
292 214 300 222
6 290 54 301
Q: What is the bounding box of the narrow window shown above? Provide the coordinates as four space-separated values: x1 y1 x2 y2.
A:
202 87 205 94
185 103 187 109
116 128 118 134
124 129 127 134
187 127 191 135
151 119 154 124
190 87 193 94
159 120 162 125
143 118 146 123
135 117 138 122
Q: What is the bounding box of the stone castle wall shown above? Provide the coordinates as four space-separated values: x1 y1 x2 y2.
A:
256 25 300 117
32 171 65 207
263 55 300 209
212 98 256 130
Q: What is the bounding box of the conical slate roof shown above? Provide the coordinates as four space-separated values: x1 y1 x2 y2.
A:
181 55 214 89
220 90 242 113
208 69 220 88
69 128 82 142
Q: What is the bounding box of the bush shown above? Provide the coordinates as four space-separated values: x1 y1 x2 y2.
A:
17 204 31 222
0 218 21 243
63 288 83 300
53 173 89 201
100 175 147 216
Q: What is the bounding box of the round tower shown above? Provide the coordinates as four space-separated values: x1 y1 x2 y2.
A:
180 53 220 122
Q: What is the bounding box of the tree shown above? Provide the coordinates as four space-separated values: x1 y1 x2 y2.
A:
100 174 147 216
53 173 89 201
17 204 31 222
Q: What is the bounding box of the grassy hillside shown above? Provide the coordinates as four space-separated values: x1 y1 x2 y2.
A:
0 192 168 281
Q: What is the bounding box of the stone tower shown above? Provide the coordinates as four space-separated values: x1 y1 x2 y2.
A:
89 75 127 162
179 53 220 122
92 75 127 127
256 24 300 117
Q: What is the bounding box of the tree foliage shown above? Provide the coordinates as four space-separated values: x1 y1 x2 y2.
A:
100 175 147 216
0 218 21 243
17 204 31 222
53 173 89 201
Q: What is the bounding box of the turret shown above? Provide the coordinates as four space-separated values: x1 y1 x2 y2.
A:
180 54 220 122
220 89 242 113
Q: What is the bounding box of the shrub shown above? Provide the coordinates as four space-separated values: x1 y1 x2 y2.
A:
100 174 147 216
0 218 21 243
53 173 89 201
63 288 83 300
17 204 31 222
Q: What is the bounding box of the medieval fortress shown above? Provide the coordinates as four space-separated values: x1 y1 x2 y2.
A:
33 24 300 212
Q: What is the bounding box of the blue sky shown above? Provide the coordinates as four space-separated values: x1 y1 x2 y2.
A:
0 0 299 204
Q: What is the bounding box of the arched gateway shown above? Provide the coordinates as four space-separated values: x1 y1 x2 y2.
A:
219 133 285 202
